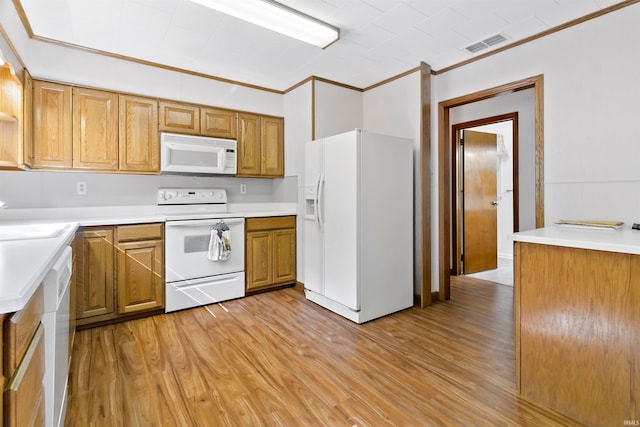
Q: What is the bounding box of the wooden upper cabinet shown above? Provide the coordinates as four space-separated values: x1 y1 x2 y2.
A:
201 107 237 139
0 62 24 169
261 116 284 177
32 80 72 168
237 113 261 176
119 95 159 172
237 114 284 178
159 101 200 135
72 87 119 170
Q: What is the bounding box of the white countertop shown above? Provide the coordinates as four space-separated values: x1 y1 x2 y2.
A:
513 225 640 255
0 222 78 313
0 203 297 313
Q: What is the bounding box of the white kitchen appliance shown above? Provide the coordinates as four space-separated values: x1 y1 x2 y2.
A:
304 129 414 323
160 133 237 175
157 188 245 312
43 245 72 427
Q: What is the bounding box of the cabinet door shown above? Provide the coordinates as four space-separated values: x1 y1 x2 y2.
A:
76 228 115 321
116 239 164 314
237 113 261 176
273 228 296 285
32 80 72 168
246 231 273 291
119 95 159 172
159 101 200 135
201 107 237 139
260 116 284 177
72 87 119 170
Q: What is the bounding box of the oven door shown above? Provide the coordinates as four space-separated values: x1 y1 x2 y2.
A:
165 217 245 283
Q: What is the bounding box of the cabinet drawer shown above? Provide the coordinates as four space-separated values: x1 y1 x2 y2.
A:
116 223 164 242
246 216 295 232
4 324 45 427
4 284 44 377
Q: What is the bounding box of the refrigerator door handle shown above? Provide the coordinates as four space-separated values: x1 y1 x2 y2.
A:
317 171 325 229
314 173 321 226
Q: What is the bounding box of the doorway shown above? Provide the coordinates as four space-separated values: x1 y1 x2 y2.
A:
452 114 518 285
437 75 544 300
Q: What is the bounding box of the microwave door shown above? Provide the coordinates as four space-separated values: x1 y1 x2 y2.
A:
164 143 226 174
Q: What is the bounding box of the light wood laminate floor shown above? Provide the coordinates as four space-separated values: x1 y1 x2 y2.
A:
66 277 582 426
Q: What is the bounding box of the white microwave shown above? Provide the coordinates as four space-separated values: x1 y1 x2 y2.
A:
160 132 237 175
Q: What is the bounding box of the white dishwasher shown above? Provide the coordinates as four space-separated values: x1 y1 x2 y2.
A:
43 246 72 427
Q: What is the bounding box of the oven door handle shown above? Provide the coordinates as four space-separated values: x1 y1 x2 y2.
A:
165 218 245 228
171 276 240 291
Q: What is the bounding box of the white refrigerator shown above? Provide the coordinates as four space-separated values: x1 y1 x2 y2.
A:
304 129 414 323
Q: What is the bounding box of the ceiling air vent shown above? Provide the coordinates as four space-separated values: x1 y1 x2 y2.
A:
465 33 507 54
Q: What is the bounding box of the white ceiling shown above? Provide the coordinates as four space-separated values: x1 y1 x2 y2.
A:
18 0 624 91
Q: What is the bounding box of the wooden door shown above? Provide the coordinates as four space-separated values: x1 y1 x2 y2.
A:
273 228 296 285
261 116 284 177
72 87 119 170
119 95 159 172
116 239 164 314
463 130 497 274
246 231 273 291
237 113 261 176
32 80 72 168
201 107 237 139
76 228 115 321
159 101 200 135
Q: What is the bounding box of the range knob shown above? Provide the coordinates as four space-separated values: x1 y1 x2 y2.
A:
164 192 175 200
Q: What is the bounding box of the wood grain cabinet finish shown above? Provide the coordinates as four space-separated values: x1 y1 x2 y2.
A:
515 242 640 427
159 101 200 135
119 95 159 172
75 227 116 326
115 224 164 314
32 80 72 168
0 61 24 169
260 116 284 177
4 324 45 427
201 107 237 139
245 216 296 293
22 69 33 168
72 87 119 170
237 114 284 178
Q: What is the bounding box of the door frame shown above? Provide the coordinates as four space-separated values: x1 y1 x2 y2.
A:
438 74 544 300
452 113 519 275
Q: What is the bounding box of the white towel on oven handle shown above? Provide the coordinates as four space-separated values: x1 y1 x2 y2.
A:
207 228 231 261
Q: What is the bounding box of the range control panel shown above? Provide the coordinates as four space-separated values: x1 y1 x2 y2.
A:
157 188 227 205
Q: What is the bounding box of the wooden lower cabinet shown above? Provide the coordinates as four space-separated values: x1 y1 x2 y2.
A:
75 223 164 328
2 285 46 427
115 224 164 314
515 242 640 427
246 216 296 293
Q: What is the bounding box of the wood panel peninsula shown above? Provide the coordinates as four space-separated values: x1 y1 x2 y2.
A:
513 226 640 427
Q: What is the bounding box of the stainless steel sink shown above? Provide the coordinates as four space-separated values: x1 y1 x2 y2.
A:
0 223 71 242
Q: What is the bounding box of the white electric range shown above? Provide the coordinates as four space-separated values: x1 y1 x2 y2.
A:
157 188 245 312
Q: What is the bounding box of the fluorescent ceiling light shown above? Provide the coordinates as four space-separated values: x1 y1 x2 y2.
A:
191 0 339 48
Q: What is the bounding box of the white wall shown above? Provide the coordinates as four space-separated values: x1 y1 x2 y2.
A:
433 3 640 291
363 71 422 293
313 81 363 139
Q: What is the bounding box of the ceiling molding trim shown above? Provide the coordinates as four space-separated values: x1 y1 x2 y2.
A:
311 76 363 92
0 23 26 70
11 0 33 37
363 65 421 92
283 76 314 94
433 0 640 76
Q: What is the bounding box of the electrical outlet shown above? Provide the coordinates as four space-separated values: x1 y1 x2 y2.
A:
77 182 87 195
240 184 247 195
